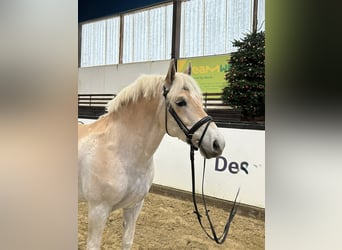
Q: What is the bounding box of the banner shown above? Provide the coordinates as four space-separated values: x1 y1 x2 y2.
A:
177 54 231 93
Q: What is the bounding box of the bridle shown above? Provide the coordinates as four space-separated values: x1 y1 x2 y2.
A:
162 86 212 150
162 85 239 244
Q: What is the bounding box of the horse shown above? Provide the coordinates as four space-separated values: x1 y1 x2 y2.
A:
78 60 226 250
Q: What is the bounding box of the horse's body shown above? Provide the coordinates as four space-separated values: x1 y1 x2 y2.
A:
78 60 225 250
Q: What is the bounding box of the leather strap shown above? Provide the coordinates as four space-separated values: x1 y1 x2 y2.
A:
163 85 240 244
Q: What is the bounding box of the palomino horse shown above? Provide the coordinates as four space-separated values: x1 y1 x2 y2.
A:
78 60 225 250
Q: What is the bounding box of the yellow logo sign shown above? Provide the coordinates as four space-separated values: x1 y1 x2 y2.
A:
178 54 231 93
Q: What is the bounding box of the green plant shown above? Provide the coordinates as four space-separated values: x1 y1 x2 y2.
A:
222 31 265 120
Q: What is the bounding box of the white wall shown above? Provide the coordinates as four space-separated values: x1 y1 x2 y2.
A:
154 128 265 208
78 118 265 208
78 60 171 94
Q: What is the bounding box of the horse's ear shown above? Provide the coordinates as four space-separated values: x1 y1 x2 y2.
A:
165 59 176 88
183 62 192 75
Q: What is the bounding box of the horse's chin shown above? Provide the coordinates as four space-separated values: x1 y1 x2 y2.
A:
200 147 220 159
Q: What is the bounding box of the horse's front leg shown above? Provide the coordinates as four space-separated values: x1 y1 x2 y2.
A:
122 200 144 250
86 202 111 250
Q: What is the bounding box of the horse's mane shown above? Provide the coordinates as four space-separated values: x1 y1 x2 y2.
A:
107 74 163 114
107 73 202 114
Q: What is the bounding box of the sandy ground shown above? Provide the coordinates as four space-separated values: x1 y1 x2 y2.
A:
78 193 264 250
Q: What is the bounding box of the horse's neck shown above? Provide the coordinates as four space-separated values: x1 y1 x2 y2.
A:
107 97 165 163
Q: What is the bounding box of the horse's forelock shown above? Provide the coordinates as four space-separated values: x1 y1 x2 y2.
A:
167 73 202 102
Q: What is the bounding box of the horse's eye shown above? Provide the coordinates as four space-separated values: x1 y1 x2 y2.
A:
175 99 187 107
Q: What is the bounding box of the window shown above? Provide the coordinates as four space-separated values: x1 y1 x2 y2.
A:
123 4 173 63
180 0 254 58
81 17 120 67
79 0 265 67
257 0 265 31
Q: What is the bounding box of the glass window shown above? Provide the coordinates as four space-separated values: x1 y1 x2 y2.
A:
81 17 120 67
257 0 265 31
180 0 254 58
123 4 173 63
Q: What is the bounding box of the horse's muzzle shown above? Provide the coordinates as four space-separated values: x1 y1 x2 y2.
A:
200 136 225 159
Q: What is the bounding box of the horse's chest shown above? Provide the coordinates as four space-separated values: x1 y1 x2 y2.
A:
111 170 152 209
125 164 153 196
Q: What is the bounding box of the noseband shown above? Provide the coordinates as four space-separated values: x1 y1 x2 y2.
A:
163 86 212 150
162 85 239 245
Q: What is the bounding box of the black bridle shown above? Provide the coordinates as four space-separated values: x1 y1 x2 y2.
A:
163 85 239 244
163 86 213 150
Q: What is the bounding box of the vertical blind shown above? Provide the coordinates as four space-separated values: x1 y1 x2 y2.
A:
257 0 265 31
180 0 254 58
123 4 173 63
80 0 265 67
81 17 120 67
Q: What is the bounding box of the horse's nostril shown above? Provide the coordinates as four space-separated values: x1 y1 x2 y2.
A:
213 140 220 151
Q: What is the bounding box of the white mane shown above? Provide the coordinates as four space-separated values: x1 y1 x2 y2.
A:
106 75 162 114
106 73 202 114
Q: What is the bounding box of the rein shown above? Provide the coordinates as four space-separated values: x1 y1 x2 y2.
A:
190 146 240 244
163 86 239 244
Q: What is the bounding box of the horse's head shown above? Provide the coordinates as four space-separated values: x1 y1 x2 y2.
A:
163 60 225 159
